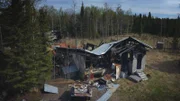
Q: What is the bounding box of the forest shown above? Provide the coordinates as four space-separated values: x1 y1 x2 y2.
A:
44 2 180 38
0 0 179 100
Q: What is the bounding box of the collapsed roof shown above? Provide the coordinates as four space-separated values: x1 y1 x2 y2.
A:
85 37 152 56
53 37 153 78
55 37 152 57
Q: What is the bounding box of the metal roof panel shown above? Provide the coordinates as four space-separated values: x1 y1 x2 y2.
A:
89 37 129 55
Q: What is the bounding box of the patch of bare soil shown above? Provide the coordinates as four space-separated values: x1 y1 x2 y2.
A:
41 78 107 101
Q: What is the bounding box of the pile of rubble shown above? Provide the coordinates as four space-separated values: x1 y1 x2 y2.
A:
46 37 153 100
68 72 120 100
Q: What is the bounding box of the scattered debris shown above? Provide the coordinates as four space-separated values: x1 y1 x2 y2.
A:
94 78 107 86
85 43 97 51
97 83 120 101
103 74 112 81
128 75 142 83
85 68 106 77
53 37 152 81
50 37 153 100
135 72 148 81
70 83 92 99
94 78 107 91
44 84 58 94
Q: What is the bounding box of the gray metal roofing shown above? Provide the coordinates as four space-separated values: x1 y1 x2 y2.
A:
89 37 128 55
86 37 152 56
90 43 113 55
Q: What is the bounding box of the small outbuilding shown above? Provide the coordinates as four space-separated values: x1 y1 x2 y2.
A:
54 37 152 81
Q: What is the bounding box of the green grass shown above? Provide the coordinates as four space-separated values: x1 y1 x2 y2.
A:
109 50 180 101
109 69 180 101
62 33 179 49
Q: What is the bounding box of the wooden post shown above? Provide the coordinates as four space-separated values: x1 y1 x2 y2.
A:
115 64 121 79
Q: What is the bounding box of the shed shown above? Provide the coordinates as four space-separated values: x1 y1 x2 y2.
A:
54 37 152 80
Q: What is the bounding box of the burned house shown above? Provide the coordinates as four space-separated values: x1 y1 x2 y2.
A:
53 37 152 81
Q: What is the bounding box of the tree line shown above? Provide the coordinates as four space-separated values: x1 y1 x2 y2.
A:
133 13 180 37
46 3 134 39
44 2 180 39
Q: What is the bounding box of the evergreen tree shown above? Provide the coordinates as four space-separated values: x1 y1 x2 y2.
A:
0 0 52 96
137 14 143 35
80 2 84 38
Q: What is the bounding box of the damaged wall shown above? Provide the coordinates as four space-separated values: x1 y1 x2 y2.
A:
72 54 86 73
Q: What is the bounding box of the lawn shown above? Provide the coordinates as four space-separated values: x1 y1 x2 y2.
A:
109 50 180 101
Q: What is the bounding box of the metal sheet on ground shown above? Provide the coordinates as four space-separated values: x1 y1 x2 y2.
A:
44 84 58 94
129 75 142 82
97 84 120 101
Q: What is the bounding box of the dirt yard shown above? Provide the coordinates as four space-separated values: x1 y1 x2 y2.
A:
41 84 106 101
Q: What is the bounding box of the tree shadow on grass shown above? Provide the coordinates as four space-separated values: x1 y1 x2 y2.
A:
147 60 180 74
59 91 91 101
58 91 71 101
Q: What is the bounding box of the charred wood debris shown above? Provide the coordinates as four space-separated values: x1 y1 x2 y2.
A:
48 37 152 100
